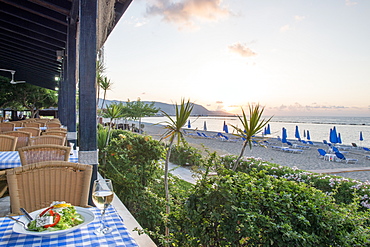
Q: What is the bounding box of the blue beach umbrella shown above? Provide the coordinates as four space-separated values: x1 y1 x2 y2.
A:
223 121 229 133
187 120 191 128
306 130 311 140
360 131 364 141
295 126 301 140
337 133 342 144
203 121 207 131
266 124 271 135
282 127 287 143
330 127 338 144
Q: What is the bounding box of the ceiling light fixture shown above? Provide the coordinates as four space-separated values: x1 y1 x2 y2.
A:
56 50 64 62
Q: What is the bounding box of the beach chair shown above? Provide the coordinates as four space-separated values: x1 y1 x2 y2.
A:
201 133 214 139
332 146 348 154
334 152 358 164
317 149 327 159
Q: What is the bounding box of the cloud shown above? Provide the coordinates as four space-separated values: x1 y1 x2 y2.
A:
270 103 349 113
280 24 292 32
146 0 231 28
294 15 305 21
345 0 358 6
122 16 147 27
228 42 257 58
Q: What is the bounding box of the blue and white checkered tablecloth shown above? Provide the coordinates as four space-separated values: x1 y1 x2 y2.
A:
0 206 138 247
0 150 79 169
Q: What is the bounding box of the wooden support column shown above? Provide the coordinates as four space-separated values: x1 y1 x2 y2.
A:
58 55 67 124
65 18 77 147
79 0 98 203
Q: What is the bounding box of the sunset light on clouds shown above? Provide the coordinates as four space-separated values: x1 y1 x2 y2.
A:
104 0 370 116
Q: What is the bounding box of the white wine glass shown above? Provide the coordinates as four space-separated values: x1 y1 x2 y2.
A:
92 179 114 235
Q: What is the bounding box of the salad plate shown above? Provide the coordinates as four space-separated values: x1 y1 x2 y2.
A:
13 206 95 236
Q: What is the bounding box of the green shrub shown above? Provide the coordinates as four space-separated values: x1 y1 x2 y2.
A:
219 155 370 210
169 142 203 166
171 169 370 246
104 130 166 230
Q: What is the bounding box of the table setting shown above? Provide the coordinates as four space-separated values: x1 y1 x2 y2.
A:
0 179 138 246
0 150 79 170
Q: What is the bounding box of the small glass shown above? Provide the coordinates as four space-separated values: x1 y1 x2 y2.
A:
92 179 114 235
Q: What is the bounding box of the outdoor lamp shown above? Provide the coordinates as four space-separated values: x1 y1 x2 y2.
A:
56 50 64 62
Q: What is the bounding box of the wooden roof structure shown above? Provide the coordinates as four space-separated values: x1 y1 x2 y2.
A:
0 0 132 89
0 0 133 201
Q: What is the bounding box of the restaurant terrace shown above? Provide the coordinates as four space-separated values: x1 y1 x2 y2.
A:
0 0 155 245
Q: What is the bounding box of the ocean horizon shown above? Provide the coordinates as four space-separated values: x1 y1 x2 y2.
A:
140 116 370 148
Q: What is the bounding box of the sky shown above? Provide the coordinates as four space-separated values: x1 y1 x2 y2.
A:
103 0 370 117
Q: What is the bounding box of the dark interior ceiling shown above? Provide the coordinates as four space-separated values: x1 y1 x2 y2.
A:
0 0 132 90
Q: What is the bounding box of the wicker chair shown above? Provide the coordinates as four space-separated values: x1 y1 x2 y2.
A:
0 170 8 198
3 131 32 150
18 144 71 166
0 134 18 151
6 161 92 215
44 127 67 132
0 122 15 133
24 122 42 128
42 130 67 138
29 135 66 146
17 127 41 137
46 122 61 128
11 121 23 127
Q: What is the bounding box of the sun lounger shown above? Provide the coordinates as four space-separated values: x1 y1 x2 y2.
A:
292 144 310 149
282 148 303 154
334 152 358 164
317 149 327 159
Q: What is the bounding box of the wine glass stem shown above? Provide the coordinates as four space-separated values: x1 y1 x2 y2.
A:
100 206 107 228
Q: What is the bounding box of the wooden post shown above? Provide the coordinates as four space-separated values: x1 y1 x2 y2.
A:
65 18 77 147
79 0 98 204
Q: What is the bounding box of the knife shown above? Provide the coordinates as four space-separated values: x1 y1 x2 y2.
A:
20 208 34 222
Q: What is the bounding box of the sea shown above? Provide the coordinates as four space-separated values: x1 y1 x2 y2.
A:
140 116 370 148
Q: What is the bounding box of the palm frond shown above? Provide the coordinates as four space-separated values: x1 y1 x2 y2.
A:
231 103 273 171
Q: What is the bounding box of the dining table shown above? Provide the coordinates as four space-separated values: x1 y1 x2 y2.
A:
14 127 47 131
0 150 78 170
0 206 138 246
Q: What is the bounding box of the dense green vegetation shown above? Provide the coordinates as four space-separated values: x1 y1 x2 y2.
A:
0 76 57 118
99 128 370 246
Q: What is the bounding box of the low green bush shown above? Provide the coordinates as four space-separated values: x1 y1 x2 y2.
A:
169 142 203 166
219 155 370 210
100 133 370 246
171 169 370 246
103 130 166 230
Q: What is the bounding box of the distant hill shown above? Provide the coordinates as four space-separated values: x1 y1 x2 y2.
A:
98 99 232 116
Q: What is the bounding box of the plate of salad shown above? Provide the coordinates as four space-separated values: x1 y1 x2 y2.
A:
13 201 95 236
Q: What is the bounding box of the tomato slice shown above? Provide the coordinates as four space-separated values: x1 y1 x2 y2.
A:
44 211 60 228
39 206 54 217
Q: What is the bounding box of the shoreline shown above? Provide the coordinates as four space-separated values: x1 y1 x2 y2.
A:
141 122 370 182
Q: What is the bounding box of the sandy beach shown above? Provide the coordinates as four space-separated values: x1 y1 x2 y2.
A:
142 123 370 182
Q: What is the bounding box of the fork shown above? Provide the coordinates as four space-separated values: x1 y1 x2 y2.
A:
6 215 38 231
